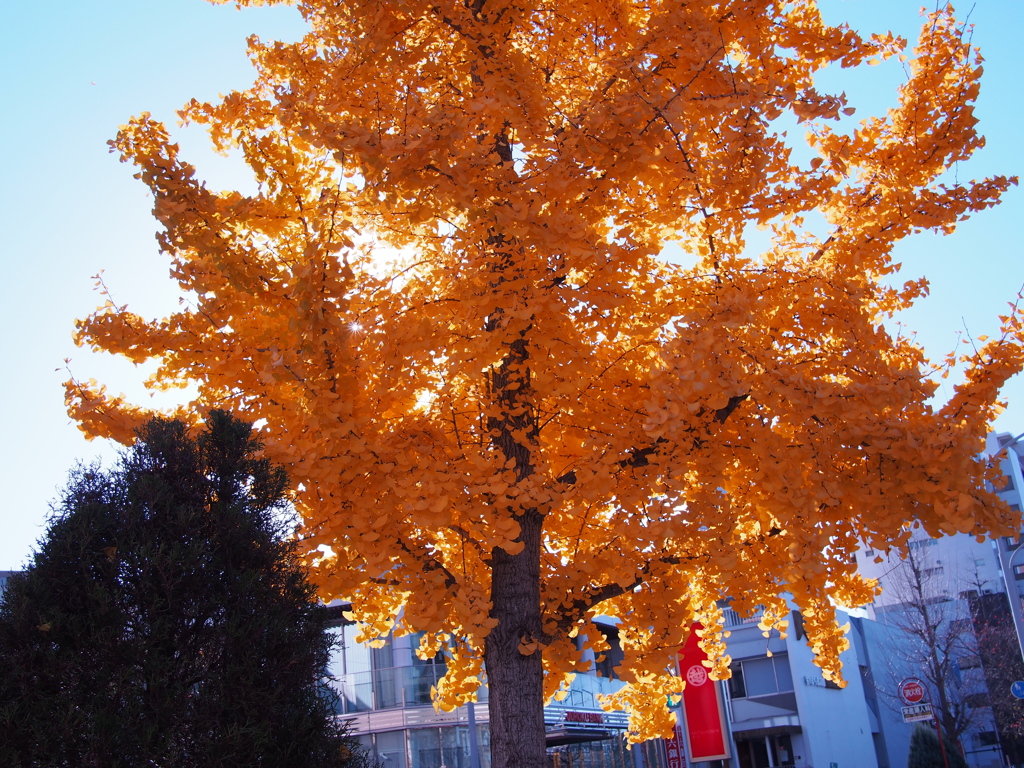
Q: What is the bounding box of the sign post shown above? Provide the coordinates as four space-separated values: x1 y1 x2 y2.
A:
898 678 949 768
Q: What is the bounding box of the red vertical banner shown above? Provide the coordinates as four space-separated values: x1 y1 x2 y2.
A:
678 623 731 762
665 723 686 768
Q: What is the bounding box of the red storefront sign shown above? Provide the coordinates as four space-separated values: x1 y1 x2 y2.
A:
678 623 731 762
564 711 604 724
665 723 686 768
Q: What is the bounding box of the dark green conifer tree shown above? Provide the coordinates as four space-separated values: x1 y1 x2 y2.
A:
0 411 371 768
907 723 968 768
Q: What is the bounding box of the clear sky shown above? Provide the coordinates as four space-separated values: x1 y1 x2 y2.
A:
1 0 1021 569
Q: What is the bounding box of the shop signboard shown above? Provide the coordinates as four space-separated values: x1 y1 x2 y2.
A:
665 724 686 768
678 624 731 762
902 703 935 723
563 711 604 725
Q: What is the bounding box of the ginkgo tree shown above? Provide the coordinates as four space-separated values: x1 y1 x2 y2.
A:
68 0 1023 765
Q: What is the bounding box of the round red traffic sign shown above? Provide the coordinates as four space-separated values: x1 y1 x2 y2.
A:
899 678 927 705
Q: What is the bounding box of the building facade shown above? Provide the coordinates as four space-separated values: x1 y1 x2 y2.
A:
719 603 918 768
328 432 1024 768
326 602 929 768
326 615 653 768
850 430 1024 767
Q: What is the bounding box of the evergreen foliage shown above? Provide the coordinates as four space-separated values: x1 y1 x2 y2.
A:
907 724 968 768
0 411 370 768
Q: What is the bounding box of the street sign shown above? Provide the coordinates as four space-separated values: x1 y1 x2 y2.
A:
1012 681 1024 700
902 703 935 723
899 677 927 705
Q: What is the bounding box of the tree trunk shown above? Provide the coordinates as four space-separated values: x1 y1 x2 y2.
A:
485 508 546 768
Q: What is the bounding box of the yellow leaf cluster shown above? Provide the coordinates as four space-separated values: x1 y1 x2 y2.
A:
69 0 1022 738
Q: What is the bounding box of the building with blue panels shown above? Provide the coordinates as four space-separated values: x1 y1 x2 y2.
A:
326 597 930 768
325 613 653 768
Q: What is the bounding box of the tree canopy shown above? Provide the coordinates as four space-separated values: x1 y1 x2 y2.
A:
66 0 1022 764
0 412 369 768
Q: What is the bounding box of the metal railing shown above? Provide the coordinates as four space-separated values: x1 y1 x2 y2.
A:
722 608 765 628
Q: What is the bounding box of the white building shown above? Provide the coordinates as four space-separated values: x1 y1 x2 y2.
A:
720 601 917 768
849 430 1024 768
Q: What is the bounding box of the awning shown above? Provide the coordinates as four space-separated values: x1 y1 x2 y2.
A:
546 728 614 747
731 715 803 740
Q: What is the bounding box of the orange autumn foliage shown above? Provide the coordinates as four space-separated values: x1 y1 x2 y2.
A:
69 0 1021 749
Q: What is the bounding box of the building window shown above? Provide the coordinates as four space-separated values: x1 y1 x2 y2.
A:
909 539 938 551
362 727 492 768
958 654 982 670
376 730 408 768
965 692 991 708
594 623 623 680
728 662 746 699
975 731 999 748
728 655 793 699
327 629 453 714
949 619 973 635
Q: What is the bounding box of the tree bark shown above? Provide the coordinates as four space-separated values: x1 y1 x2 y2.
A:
481 165 547 763
485 508 546 768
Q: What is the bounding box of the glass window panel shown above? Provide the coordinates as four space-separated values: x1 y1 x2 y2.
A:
411 631 447 665
728 662 746 698
410 728 442 768
407 657 443 706
346 670 373 712
375 666 401 709
741 657 778 697
373 636 396 669
326 627 346 678
376 730 408 768
344 625 372 675
477 726 491 768
773 656 793 692
442 726 469 768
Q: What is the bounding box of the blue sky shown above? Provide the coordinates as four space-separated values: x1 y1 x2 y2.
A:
1 0 1021 569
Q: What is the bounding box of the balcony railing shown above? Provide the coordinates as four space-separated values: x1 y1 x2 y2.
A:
723 608 765 628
